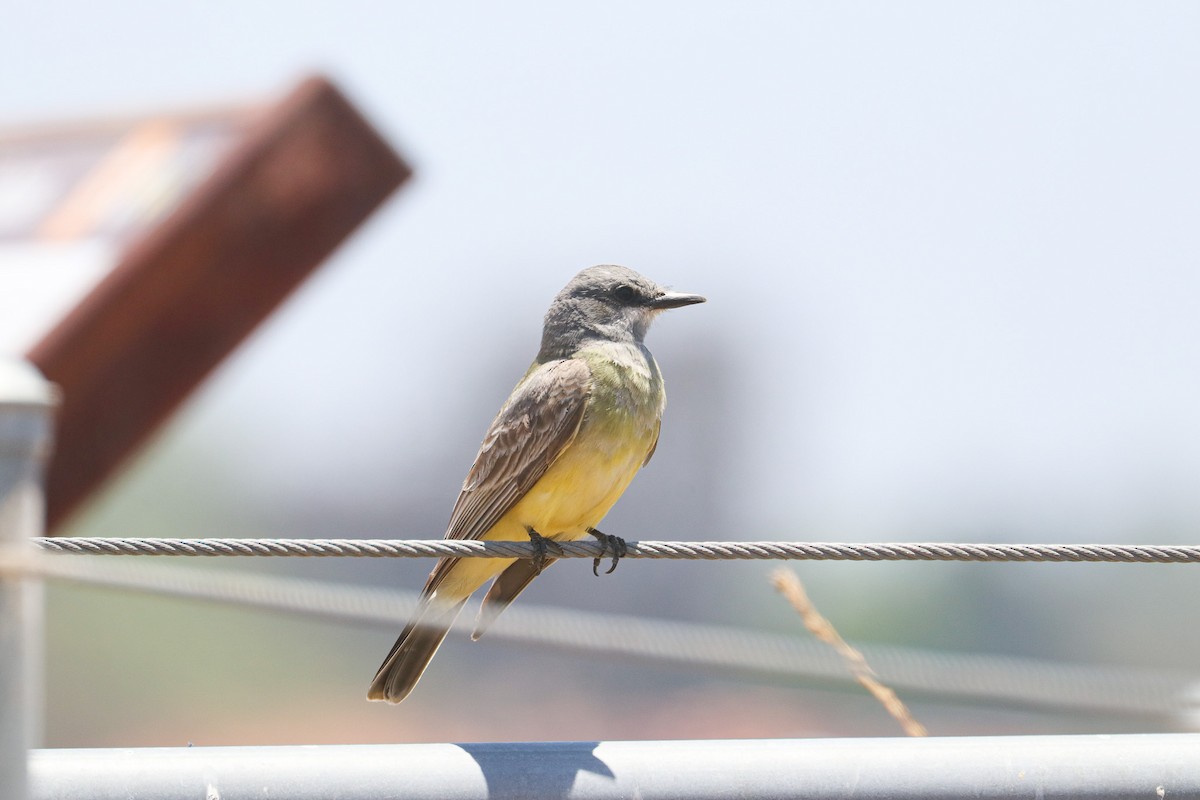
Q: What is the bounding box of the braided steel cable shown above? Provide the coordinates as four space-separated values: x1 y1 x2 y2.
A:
32 537 1200 563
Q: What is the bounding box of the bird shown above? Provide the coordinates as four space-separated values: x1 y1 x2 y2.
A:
368 264 705 703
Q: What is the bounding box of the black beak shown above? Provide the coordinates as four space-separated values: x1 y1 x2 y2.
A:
650 291 706 310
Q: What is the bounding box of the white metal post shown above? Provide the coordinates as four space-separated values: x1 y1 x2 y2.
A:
0 359 55 800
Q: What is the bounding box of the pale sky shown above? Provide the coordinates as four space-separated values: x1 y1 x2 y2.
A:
14 2 1196 534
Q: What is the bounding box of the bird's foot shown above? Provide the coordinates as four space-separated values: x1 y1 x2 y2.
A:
525 526 563 575
587 527 627 576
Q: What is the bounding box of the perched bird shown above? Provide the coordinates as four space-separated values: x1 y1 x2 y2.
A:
368 265 705 703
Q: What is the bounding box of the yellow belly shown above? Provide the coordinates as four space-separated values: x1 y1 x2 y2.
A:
502 425 652 539
434 341 665 601
435 422 654 599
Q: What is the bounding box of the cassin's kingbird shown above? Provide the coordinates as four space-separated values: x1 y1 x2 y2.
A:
368 265 704 703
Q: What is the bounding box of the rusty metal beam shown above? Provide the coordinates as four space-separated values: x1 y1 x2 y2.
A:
27 76 411 531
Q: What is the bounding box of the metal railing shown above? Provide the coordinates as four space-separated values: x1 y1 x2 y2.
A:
27 735 1200 800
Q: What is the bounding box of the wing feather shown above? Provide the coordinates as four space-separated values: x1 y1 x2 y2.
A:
423 359 591 592
642 419 661 467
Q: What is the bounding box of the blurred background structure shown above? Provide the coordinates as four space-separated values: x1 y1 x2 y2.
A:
2 2 1199 746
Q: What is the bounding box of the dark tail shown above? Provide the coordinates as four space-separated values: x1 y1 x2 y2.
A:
367 597 467 703
472 557 557 640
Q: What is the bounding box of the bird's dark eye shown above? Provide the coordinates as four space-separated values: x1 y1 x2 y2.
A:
612 284 637 303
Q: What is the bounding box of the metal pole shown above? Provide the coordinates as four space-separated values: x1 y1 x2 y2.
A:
25 734 1200 800
0 359 55 800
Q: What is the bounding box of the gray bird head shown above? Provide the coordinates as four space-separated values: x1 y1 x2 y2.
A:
538 265 705 360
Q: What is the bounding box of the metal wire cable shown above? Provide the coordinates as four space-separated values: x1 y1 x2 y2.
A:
3 550 1196 721
31 537 1200 563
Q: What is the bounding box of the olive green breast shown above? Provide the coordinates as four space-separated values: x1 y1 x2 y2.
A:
574 341 665 441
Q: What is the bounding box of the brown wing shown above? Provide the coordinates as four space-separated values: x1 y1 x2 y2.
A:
642 419 661 467
422 358 591 591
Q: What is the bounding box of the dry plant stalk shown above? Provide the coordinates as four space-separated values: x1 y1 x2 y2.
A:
770 567 928 737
